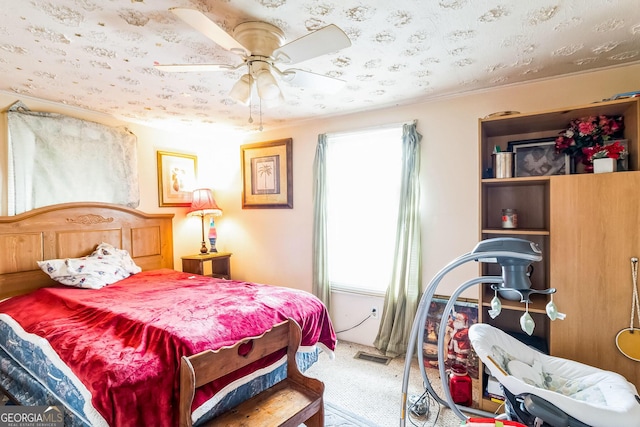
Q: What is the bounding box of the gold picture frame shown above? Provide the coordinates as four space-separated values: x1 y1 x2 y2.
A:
157 150 198 207
240 138 293 209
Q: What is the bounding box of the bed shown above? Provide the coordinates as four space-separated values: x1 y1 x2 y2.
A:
0 202 336 426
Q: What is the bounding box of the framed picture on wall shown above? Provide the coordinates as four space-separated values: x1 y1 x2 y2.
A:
240 138 293 209
156 150 198 207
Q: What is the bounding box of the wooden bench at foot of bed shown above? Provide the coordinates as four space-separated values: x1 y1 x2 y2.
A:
179 318 325 427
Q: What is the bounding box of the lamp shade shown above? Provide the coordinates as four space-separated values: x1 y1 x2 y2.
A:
187 188 222 217
229 74 253 105
255 68 281 100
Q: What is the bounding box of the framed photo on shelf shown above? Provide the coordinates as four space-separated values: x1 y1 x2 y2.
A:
240 138 293 209
508 137 569 177
156 150 198 207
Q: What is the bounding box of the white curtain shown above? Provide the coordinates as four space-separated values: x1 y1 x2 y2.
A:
374 122 422 357
4 102 139 215
312 134 330 310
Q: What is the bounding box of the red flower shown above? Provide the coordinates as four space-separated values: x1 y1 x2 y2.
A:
582 141 627 162
578 120 596 135
555 114 624 159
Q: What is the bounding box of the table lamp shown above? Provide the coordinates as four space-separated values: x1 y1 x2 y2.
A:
187 188 222 254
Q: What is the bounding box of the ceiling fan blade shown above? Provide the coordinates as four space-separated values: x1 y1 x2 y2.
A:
170 8 249 54
273 24 351 65
154 63 235 72
282 69 346 93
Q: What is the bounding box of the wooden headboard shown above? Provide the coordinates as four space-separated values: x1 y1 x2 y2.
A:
0 202 174 299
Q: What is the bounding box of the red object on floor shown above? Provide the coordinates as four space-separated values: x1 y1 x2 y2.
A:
449 363 473 407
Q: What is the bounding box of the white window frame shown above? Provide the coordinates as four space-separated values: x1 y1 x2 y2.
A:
325 125 404 296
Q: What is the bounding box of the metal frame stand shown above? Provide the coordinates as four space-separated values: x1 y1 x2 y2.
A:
400 245 553 426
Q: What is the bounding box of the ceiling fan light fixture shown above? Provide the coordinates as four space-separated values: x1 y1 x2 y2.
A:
255 68 281 100
162 9 352 129
229 73 253 104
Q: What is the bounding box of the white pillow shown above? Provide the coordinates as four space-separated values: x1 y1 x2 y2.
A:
90 242 141 274
37 242 141 289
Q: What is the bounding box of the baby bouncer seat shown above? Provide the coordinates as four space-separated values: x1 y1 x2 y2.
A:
469 323 640 427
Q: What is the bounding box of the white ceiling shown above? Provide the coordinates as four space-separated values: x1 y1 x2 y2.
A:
1 0 639 132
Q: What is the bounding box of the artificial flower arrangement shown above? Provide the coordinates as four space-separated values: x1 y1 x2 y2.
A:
582 140 628 163
555 114 625 159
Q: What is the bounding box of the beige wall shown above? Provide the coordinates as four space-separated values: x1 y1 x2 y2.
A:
240 63 640 344
2 63 639 345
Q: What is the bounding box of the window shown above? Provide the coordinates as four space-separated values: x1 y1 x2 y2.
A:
326 126 403 295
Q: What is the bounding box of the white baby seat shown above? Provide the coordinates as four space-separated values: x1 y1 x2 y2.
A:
469 323 640 427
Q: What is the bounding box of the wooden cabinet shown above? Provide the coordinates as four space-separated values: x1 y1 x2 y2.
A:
477 98 640 410
181 252 232 279
550 171 640 389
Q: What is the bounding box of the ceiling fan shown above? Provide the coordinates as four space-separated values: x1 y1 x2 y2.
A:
155 8 352 108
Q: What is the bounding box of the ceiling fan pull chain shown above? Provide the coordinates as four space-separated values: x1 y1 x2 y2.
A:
247 63 254 124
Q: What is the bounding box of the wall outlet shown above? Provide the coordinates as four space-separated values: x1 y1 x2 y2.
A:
371 306 379 318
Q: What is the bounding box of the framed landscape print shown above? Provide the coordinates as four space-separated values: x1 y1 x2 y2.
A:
157 150 197 207
240 138 293 209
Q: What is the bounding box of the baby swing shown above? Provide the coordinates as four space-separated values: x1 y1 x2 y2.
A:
400 238 640 427
469 323 640 427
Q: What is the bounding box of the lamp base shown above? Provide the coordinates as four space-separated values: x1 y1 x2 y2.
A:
209 237 218 253
198 215 208 253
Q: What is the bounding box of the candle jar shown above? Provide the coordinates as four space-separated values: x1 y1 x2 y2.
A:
501 209 518 228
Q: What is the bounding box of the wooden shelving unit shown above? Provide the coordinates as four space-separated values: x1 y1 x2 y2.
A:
476 97 640 411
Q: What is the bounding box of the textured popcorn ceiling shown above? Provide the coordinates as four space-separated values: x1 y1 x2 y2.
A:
1 0 639 132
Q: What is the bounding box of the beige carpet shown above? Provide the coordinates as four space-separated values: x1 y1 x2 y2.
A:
305 341 464 427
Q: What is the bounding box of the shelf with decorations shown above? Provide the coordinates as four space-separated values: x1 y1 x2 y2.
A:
480 98 638 177
476 97 640 412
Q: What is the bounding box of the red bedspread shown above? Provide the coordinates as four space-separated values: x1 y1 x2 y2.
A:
0 269 336 426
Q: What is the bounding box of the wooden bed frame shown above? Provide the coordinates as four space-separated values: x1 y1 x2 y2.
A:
0 203 330 426
0 202 174 300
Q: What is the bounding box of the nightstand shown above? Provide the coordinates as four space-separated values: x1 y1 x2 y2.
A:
181 252 232 280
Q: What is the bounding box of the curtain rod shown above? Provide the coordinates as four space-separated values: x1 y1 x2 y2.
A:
324 119 416 138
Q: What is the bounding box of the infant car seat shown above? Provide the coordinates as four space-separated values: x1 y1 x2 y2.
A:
469 323 640 427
